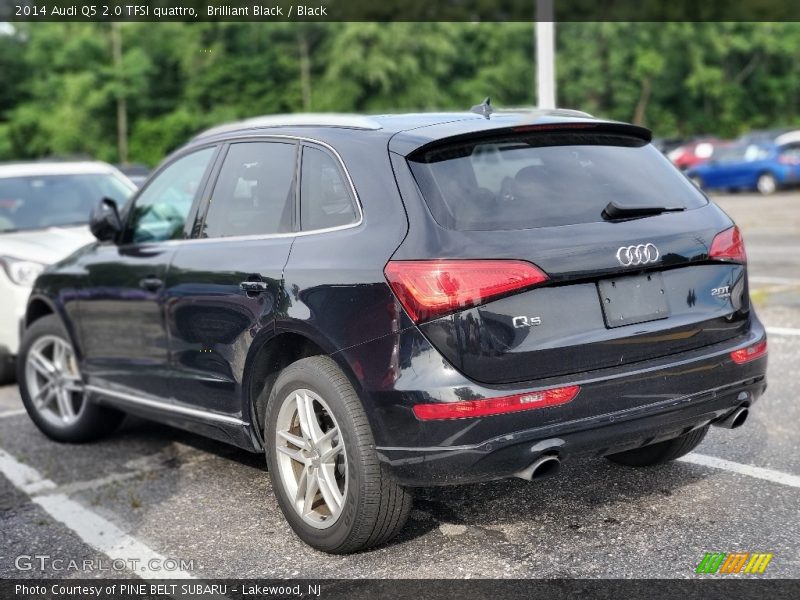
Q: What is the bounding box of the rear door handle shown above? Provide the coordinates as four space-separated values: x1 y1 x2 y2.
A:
139 276 163 291
240 280 268 294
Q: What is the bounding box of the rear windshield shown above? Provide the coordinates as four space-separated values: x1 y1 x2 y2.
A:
408 132 707 230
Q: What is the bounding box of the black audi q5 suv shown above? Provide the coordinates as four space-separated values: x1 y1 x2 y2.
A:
19 108 767 553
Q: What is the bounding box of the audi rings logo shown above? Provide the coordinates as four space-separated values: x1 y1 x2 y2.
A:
616 243 660 267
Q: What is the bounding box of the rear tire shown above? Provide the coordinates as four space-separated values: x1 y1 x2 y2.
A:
17 315 124 443
756 172 777 195
605 426 709 467
265 356 411 553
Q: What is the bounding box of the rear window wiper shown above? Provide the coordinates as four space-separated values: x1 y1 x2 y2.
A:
602 201 685 221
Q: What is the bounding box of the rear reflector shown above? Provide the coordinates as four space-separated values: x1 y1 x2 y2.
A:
730 339 767 364
412 385 580 420
709 226 747 263
384 259 548 323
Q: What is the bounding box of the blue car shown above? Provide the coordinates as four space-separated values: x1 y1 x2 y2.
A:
686 139 800 194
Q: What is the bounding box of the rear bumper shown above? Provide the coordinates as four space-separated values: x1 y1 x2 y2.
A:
335 315 768 486
377 376 764 486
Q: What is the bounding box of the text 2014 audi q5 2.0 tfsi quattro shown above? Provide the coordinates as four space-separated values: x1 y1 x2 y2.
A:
19 108 767 553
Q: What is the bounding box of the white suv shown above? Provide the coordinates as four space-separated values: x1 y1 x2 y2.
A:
0 162 135 382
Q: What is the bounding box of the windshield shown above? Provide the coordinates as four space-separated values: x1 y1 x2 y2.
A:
0 173 134 233
408 132 708 231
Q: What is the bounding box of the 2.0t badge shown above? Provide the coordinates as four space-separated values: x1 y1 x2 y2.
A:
616 243 660 267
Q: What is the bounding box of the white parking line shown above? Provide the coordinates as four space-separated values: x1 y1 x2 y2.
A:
750 276 800 285
679 453 800 489
0 447 194 579
766 327 800 337
0 408 27 419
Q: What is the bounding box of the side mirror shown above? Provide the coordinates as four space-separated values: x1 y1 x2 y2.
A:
90 197 123 242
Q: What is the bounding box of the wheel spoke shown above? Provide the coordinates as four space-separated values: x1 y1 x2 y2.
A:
277 429 309 451
320 441 343 463
303 470 320 516
52 340 67 371
34 383 56 409
29 350 56 380
317 464 343 512
55 388 76 422
276 443 307 464
302 391 326 444
62 377 84 393
294 392 315 444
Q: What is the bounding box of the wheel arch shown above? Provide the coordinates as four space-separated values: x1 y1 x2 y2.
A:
242 326 365 445
25 294 56 328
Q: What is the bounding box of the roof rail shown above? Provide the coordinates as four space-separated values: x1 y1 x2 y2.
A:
195 113 383 139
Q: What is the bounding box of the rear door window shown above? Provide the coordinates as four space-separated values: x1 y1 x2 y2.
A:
201 142 297 238
408 132 708 231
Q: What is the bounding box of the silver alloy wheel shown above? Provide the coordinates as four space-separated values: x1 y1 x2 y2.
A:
757 173 777 195
274 388 347 529
24 334 85 427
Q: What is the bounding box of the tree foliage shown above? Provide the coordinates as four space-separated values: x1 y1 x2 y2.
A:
1 22 799 165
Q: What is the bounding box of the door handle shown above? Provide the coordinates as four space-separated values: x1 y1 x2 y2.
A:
139 276 163 291
240 280 268 294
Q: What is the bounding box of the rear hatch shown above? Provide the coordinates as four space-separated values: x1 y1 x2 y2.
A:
388 123 751 385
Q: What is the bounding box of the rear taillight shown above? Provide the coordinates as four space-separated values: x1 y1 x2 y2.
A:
384 259 548 323
413 385 580 420
709 226 747 263
730 339 767 364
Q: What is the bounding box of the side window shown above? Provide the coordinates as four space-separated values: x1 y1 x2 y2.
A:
128 147 215 244
201 142 296 238
300 146 358 231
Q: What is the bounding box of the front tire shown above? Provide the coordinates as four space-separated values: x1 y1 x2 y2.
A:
17 315 124 443
265 356 411 553
605 426 709 467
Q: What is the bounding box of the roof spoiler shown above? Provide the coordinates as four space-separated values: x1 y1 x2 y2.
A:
402 120 653 158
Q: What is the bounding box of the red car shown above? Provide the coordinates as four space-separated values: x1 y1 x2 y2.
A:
668 138 722 170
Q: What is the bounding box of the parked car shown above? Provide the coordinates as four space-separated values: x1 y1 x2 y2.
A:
686 138 800 194
18 110 767 553
666 137 722 170
115 163 150 187
0 162 136 382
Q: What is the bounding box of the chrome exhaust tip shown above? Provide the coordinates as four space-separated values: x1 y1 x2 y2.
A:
713 407 749 430
515 455 561 481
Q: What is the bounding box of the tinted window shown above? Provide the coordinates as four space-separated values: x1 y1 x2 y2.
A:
0 174 134 233
128 148 214 244
201 142 296 238
408 133 708 231
300 146 357 231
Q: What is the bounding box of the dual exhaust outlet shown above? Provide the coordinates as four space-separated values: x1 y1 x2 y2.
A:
515 406 749 481
515 454 561 481
712 406 749 430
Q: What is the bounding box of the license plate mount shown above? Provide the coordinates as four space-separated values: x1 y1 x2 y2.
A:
598 272 670 328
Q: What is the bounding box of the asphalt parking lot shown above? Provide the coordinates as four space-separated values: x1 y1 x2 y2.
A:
1 192 798 580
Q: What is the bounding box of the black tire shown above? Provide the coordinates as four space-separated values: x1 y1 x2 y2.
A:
605 426 709 467
265 356 412 553
0 355 15 385
17 315 124 443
